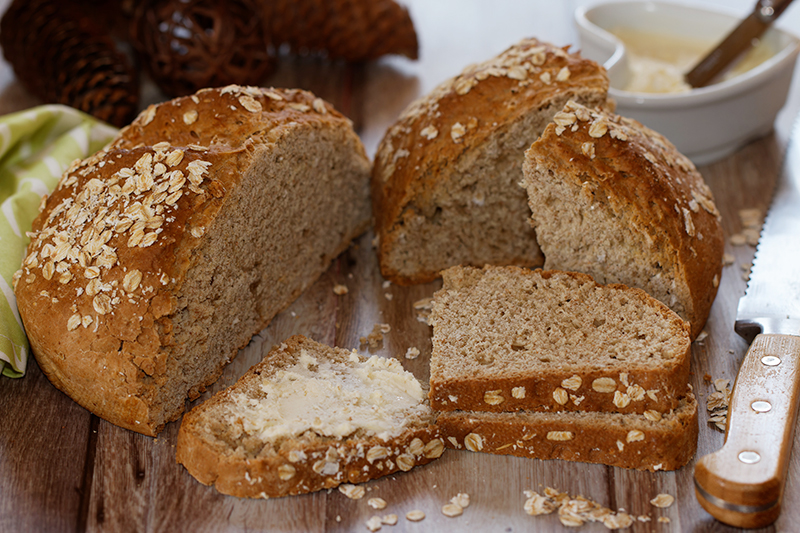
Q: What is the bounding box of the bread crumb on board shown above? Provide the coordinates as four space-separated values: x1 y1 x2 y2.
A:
729 207 763 247
413 297 434 324
405 347 420 359
706 377 731 431
333 284 349 295
360 323 391 350
523 487 680 529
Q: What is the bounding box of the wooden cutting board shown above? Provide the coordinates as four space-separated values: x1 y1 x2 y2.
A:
2 2 800 531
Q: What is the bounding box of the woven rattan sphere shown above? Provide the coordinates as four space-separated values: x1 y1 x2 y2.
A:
131 0 276 96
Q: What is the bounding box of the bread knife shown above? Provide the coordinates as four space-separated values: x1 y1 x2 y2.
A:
694 114 800 529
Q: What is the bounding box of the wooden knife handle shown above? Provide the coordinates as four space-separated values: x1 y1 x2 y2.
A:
695 334 800 528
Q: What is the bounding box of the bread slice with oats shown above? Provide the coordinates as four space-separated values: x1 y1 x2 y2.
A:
371 38 609 285
429 265 691 415
521 101 724 340
14 86 371 436
437 393 698 472
176 335 444 498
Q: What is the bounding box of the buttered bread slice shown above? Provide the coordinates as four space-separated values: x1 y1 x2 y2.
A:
429 266 691 415
177 335 444 498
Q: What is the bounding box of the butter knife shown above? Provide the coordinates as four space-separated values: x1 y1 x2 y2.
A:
694 115 800 528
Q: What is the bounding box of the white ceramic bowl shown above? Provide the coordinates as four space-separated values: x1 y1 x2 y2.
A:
575 1 800 164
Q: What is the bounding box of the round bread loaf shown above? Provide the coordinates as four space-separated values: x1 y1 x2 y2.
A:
522 101 724 339
14 85 371 436
371 38 609 285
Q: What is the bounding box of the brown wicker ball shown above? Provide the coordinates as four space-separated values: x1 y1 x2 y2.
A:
131 0 277 97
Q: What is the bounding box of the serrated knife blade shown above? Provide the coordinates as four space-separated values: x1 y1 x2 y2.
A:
695 115 800 529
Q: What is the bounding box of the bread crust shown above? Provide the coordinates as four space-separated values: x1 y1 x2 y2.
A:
430 266 692 415
371 38 609 285
14 86 371 436
437 394 698 472
523 101 724 339
176 335 445 498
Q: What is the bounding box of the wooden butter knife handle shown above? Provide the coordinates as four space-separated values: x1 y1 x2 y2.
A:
695 334 800 528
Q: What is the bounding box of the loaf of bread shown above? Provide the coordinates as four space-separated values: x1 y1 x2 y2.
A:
522 101 724 339
429 266 691 415
177 335 444 498
371 38 609 285
13 86 371 436
437 393 698 472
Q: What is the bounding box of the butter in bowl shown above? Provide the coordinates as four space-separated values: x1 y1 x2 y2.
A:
575 0 800 164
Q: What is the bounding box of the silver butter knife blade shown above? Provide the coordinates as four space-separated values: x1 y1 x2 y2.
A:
735 116 800 340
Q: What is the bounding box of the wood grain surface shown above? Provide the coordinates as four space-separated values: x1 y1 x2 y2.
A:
2 1 800 532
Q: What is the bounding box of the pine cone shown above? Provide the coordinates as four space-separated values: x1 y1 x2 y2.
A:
264 0 418 61
0 0 139 127
130 0 277 97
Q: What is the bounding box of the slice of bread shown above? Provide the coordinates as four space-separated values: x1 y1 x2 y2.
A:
429 266 691 415
522 101 724 340
437 393 698 472
177 335 444 498
371 38 609 285
14 86 372 436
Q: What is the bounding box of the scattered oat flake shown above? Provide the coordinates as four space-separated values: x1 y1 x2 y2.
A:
524 489 633 529
729 233 747 246
739 207 762 228
333 284 349 295
442 503 463 517
658 517 671 523
339 484 365 499
381 514 398 525
451 122 466 142
421 125 439 140
406 510 425 522
650 494 675 508
368 497 387 510
183 110 198 125
366 515 382 531
722 253 735 266
451 493 470 508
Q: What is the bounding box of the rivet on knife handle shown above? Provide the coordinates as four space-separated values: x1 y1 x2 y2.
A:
694 334 800 529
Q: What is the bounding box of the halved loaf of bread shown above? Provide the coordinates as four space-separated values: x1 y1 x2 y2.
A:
371 38 609 285
437 393 698 472
522 101 724 339
177 335 444 498
14 86 371 436
429 266 691 415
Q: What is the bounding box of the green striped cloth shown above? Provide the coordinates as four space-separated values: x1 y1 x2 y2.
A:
0 105 118 378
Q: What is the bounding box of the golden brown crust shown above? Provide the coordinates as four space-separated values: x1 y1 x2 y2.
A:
523 101 724 339
371 38 609 285
14 86 370 436
429 266 691 415
437 394 698 472
176 335 445 498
